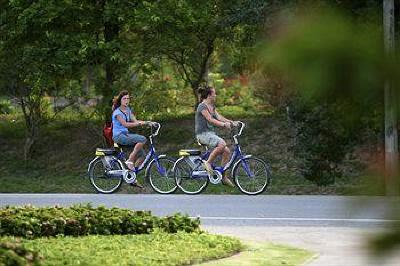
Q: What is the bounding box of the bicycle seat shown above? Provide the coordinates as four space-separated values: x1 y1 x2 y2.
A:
196 138 211 152
196 138 207 147
96 148 117 156
178 149 201 156
113 143 135 149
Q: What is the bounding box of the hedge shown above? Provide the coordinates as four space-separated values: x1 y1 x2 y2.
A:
0 204 200 238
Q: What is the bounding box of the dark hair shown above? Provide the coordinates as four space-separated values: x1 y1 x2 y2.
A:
112 90 129 111
198 86 214 101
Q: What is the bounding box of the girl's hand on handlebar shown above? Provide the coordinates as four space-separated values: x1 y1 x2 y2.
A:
145 121 158 127
228 121 239 127
233 121 240 127
223 122 232 130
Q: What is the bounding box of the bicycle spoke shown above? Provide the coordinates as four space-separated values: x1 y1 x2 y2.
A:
234 157 271 195
174 159 208 194
148 158 177 194
89 157 123 194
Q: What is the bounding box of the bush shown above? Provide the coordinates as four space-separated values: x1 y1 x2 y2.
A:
0 101 12 114
0 240 42 266
290 102 356 185
259 8 387 185
0 204 200 238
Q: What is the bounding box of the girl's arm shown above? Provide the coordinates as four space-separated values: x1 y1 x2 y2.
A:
116 115 144 128
200 109 230 129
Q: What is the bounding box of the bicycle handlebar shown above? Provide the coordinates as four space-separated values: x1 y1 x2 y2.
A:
145 121 161 137
145 120 242 142
236 121 245 136
232 121 245 143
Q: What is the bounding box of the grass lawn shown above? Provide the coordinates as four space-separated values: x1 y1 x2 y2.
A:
1 232 243 265
0 234 315 266
202 241 316 266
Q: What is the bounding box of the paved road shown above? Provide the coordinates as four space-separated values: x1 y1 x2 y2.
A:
0 194 398 225
1 194 399 265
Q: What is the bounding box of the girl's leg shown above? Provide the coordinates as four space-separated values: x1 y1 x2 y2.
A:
198 133 233 187
221 146 231 167
128 142 145 168
124 134 147 169
204 141 226 176
206 142 226 164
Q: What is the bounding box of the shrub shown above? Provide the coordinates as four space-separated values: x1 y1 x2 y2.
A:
290 102 356 185
0 102 12 114
0 204 200 238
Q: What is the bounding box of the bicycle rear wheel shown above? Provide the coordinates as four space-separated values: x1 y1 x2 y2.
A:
146 157 177 194
88 157 123 194
174 157 208 195
233 157 271 195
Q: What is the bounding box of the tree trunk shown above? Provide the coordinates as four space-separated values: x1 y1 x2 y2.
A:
102 21 120 122
19 93 41 160
383 0 399 195
192 39 215 110
192 83 200 110
24 124 38 160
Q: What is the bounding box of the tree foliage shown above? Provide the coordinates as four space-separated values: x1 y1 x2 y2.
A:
134 0 266 107
259 7 393 183
0 0 88 158
0 0 268 156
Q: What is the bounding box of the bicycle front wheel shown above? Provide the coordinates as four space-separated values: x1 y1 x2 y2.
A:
88 157 123 194
147 157 177 194
233 157 271 195
174 158 208 195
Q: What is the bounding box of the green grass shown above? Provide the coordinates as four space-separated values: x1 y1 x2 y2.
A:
0 112 376 195
202 241 315 266
0 175 91 193
0 235 316 266
1 232 243 266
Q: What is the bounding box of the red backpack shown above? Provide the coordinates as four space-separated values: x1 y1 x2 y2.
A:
103 122 113 146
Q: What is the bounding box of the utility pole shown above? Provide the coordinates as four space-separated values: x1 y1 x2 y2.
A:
383 0 399 195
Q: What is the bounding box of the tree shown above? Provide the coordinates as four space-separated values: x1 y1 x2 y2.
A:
383 0 399 196
259 7 390 183
78 0 141 121
134 0 266 108
0 0 87 158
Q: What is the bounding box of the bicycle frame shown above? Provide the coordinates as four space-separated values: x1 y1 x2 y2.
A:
200 143 244 174
112 123 167 175
197 122 254 178
174 121 269 195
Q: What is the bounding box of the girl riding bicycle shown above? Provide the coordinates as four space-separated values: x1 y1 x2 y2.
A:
112 90 147 171
195 86 238 187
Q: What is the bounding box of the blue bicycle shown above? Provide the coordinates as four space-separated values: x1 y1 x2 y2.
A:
173 121 271 195
88 122 177 194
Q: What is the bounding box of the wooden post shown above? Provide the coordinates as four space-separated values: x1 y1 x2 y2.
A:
383 0 399 195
